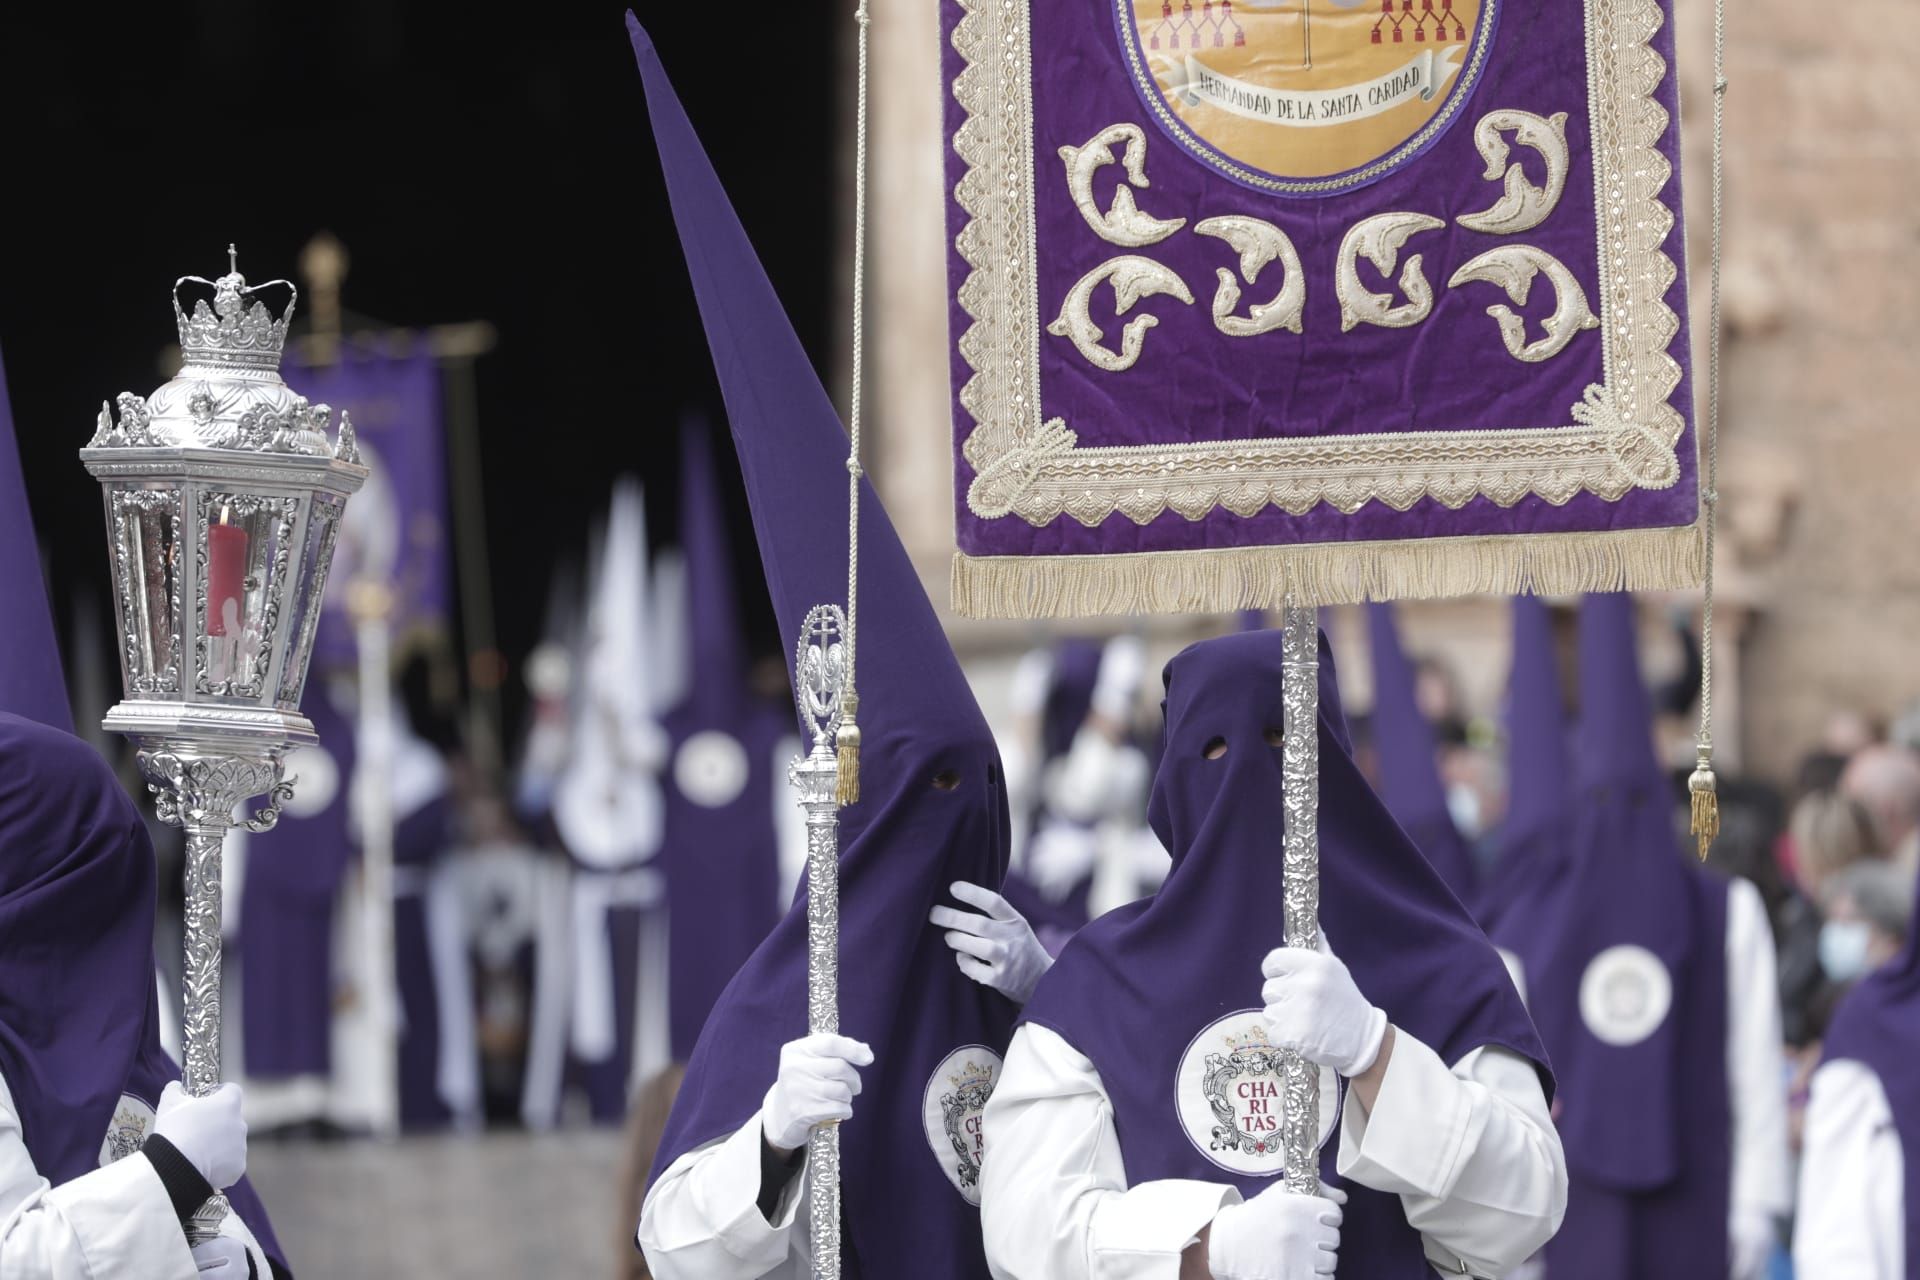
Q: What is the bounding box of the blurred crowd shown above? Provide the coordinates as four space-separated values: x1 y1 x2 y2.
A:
104 448 1911 1278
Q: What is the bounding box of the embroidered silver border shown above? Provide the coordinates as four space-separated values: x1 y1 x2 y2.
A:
950 0 1686 529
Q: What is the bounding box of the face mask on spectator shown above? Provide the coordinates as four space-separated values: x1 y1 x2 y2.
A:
1819 919 1874 982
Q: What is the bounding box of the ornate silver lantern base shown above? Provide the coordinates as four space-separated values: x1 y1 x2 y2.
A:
125 717 302 1243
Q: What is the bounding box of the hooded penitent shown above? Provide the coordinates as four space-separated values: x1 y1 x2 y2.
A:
1819 853 1920 1273
1478 595 1574 934
1365 603 1479 905
1022 628 1549 1277
659 415 791 1059
0 722 292 1270
633 16 1016 1277
0 347 70 733
1491 593 1730 1279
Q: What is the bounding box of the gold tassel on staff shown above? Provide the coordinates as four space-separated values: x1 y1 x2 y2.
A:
835 691 861 806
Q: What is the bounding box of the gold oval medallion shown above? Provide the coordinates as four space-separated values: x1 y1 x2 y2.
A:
1118 0 1495 192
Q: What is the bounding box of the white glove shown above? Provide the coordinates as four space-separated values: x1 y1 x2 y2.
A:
191 1237 249 1274
153 1082 247 1190
1209 1181 1346 1280
931 881 1055 1005
1729 1209 1777 1280
1026 822 1101 901
1259 948 1389 1078
762 1034 874 1154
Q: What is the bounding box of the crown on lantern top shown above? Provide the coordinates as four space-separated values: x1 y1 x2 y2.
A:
1224 1024 1275 1053
947 1059 996 1091
173 245 297 372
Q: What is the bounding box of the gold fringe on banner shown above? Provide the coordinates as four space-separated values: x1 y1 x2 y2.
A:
951 523 1705 619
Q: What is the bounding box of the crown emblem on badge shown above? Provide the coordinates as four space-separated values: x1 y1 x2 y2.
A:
1224 1024 1275 1054
948 1058 995 1091
173 246 296 372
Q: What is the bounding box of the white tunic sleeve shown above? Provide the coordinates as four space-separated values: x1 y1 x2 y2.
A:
1335 1034 1567 1276
637 1109 806 1280
0 1072 199 1280
981 1024 1237 1280
1793 1060 1904 1280
1724 876 1793 1271
982 1023 1564 1279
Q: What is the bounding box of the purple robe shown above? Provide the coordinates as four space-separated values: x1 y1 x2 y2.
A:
1821 866 1920 1276
0 348 69 732
1491 593 1731 1278
393 793 456 1131
1365 603 1479 905
0 713 290 1274
660 416 790 1060
1478 596 1573 934
632 16 1019 1276
241 688 358 1079
1022 629 1550 1277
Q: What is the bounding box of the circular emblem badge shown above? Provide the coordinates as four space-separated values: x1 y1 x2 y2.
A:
674 731 750 809
1118 0 1495 192
1176 1010 1341 1177
282 744 340 819
922 1045 1003 1204
98 1092 157 1167
1579 945 1673 1046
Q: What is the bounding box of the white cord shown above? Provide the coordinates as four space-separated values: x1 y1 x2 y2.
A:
844 0 871 701
1699 0 1725 755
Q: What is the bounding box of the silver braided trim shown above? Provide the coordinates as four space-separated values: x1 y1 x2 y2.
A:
843 0 872 697
1279 604 1322 1196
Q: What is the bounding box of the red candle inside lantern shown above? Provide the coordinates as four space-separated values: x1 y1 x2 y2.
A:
206 520 249 637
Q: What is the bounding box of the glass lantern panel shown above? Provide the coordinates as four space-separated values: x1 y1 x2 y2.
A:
277 496 345 708
110 487 184 694
196 492 300 699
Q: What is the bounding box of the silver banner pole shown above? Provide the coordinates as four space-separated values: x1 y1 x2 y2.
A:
789 605 847 1280
1279 602 1322 1195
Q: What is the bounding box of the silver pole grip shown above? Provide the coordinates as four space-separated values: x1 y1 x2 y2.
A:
179 822 233 1243
789 604 848 1279
1279 604 1322 1196
791 741 842 1280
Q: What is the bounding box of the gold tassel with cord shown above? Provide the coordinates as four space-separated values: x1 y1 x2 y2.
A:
835 691 861 806
1688 741 1719 861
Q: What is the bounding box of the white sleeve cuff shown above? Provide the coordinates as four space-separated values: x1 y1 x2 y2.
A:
42 1153 200 1280
688 1112 803 1262
1088 1179 1239 1280
1337 1028 1476 1198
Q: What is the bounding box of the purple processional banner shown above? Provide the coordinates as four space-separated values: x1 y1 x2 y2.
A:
285 344 450 659
943 0 1704 617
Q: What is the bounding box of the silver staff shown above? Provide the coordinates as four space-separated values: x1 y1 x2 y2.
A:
789 605 848 1280
1278 603 1322 1195
80 249 365 1240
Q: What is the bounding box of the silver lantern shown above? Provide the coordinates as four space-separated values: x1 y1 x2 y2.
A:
79 247 365 1239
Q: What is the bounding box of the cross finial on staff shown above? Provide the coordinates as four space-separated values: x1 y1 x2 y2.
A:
228 243 238 275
